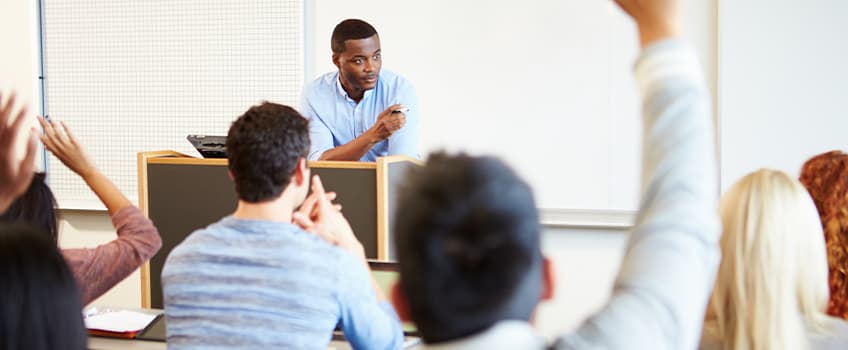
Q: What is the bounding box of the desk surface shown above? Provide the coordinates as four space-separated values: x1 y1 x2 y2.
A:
87 336 413 350
86 307 419 350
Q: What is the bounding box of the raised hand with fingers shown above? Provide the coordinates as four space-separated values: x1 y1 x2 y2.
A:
0 92 38 213
37 116 131 215
37 116 96 178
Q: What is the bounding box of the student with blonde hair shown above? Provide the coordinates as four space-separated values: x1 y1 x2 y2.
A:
800 150 848 319
701 169 848 350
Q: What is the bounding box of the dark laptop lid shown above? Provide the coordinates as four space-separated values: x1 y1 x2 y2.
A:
187 135 227 158
135 314 166 341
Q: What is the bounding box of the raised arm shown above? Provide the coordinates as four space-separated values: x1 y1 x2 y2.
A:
556 1 720 349
39 117 162 304
0 92 38 213
38 116 130 215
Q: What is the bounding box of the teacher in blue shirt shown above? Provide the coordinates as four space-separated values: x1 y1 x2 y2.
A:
300 19 420 162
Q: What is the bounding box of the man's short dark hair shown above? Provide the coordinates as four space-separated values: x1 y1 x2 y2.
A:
331 19 378 54
226 102 309 202
394 152 544 343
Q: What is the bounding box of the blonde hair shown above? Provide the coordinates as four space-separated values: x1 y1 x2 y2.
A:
708 169 831 350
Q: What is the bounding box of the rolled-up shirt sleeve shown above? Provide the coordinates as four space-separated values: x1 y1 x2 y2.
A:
300 91 335 161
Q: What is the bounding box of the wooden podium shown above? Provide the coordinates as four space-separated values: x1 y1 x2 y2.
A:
137 151 420 308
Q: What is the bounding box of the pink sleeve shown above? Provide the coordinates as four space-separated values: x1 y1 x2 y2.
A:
62 206 163 305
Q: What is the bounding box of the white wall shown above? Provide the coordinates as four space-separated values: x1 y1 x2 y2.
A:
719 1 848 188
58 210 144 308
0 0 42 167
0 0 38 101
537 227 626 338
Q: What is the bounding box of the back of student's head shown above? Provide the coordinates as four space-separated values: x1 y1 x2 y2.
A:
710 169 830 350
226 102 310 202
331 19 378 54
0 172 59 243
394 152 543 343
799 150 848 319
0 223 86 350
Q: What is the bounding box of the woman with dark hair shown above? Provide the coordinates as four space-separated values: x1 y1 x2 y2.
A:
0 223 87 350
0 172 59 241
0 117 162 305
800 150 848 319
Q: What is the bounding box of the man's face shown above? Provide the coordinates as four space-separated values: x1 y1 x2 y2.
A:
334 35 382 94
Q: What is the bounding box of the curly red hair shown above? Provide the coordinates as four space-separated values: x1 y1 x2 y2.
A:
800 150 848 319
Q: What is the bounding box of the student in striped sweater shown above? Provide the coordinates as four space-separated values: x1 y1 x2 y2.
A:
162 102 402 350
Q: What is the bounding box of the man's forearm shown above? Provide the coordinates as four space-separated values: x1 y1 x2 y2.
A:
319 131 378 161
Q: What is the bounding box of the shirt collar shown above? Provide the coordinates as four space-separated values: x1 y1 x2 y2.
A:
334 72 375 103
420 321 546 350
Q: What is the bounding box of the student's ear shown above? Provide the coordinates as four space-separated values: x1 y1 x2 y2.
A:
294 158 308 187
541 256 556 301
391 282 413 322
227 170 235 182
332 54 340 69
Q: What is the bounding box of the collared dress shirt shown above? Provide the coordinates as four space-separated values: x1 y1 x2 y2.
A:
300 69 420 162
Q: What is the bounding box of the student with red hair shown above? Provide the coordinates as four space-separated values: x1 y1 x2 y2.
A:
800 150 848 319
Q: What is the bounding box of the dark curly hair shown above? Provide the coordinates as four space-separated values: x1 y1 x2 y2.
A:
393 152 543 343
799 150 848 319
226 102 310 202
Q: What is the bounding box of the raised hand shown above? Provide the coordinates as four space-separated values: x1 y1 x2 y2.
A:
38 116 97 179
613 0 679 47
38 116 131 214
0 92 38 213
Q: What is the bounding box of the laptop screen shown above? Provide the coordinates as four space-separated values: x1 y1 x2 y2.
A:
186 135 227 158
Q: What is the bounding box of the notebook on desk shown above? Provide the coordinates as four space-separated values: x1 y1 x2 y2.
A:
86 309 161 339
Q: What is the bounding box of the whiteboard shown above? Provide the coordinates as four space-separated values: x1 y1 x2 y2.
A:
719 1 848 189
42 0 304 209
308 0 644 219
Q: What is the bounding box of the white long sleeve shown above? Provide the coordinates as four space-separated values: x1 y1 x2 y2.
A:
555 39 720 350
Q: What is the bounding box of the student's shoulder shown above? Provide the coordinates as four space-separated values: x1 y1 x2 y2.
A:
811 317 848 348
304 71 339 95
167 218 233 254
378 69 413 88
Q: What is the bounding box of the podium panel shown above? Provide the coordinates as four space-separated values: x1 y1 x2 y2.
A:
138 151 418 308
